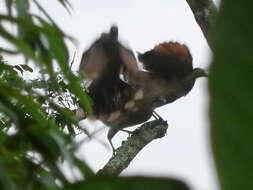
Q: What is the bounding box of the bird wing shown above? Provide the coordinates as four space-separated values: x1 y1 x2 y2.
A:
79 42 108 80
79 26 119 80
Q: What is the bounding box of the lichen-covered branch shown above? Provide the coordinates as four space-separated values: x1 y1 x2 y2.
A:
97 120 168 176
186 0 218 45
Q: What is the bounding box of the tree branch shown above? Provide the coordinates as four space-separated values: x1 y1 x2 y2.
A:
186 0 218 45
97 120 168 176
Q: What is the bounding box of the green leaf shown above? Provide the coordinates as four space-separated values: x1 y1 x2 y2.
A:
0 100 19 127
0 47 19 54
0 17 43 62
66 177 191 190
0 158 18 190
16 0 29 18
49 130 73 164
73 158 95 179
14 65 24 75
209 1 253 190
20 64 33 72
37 169 57 188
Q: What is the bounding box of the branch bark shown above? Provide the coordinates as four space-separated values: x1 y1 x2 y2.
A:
186 0 218 45
97 120 168 176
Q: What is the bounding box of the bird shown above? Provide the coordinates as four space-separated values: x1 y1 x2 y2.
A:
78 26 207 154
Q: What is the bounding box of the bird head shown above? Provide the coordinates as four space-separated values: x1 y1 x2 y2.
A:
192 68 208 78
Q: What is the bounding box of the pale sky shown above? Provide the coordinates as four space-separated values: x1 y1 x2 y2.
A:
1 1 220 190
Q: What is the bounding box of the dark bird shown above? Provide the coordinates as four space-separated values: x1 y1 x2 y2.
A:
78 26 207 153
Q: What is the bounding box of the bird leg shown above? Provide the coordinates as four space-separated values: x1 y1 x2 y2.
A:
109 129 134 156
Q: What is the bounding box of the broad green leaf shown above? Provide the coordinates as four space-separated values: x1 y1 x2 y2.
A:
66 177 190 190
209 1 253 190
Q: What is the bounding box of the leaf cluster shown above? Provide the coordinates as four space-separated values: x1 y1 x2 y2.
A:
0 1 94 189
